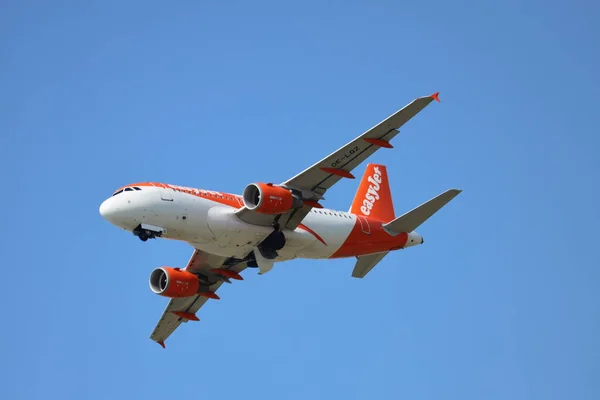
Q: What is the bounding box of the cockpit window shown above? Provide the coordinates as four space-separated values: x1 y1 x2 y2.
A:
113 186 143 196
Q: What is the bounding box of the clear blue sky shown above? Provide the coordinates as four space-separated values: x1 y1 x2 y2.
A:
1 1 599 399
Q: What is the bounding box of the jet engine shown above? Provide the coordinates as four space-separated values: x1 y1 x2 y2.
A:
242 183 303 215
149 267 200 298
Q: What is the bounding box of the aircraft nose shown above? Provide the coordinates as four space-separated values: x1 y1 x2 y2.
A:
99 195 138 230
99 198 116 220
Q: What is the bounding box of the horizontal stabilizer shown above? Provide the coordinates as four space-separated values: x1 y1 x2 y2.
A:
352 252 389 278
383 189 462 235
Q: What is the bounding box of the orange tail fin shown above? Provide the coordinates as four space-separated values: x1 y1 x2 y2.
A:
349 164 395 222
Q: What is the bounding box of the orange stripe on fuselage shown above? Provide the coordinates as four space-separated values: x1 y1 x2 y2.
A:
330 218 408 258
298 224 327 246
115 182 243 208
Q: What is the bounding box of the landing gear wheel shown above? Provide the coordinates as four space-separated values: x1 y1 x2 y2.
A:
133 224 164 242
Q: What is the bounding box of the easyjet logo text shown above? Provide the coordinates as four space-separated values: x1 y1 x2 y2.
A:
360 167 382 216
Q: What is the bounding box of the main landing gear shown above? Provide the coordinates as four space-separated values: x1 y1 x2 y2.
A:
241 220 286 275
133 224 164 242
257 222 286 260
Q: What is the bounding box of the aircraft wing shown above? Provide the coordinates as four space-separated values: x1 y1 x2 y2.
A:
235 92 440 229
149 249 247 347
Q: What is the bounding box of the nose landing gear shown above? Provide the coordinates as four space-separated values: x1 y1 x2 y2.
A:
137 231 151 242
133 224 166 242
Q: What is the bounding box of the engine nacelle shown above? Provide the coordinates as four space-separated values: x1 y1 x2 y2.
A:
149 267 200 298
242 183 302 215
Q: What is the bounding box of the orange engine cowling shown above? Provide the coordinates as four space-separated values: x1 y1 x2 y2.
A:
149 267 200 298
242 183 300 215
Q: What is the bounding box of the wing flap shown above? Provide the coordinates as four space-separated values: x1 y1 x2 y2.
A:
148 249 247 347
283 93 439 194
235 93 440 230
150 295 211 345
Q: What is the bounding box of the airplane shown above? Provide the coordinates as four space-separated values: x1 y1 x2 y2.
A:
99 92 461 348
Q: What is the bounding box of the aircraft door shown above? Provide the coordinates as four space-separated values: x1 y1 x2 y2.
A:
357 216 371 234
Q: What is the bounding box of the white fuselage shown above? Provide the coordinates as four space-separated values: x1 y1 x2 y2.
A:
100 185 369 261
